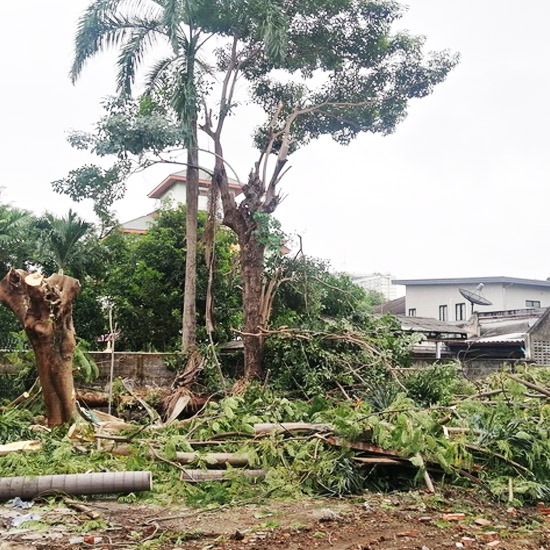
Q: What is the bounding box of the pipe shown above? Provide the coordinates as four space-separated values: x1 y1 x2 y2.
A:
0 471 152 500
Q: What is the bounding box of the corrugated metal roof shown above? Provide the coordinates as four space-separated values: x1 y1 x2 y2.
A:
395 315 468 336
465 332 526 345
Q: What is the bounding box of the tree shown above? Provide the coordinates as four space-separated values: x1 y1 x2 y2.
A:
198 0 458 378
60 0 457 380
36 210 93 275
61 0 288 361
71 205 241 352
70 0 207 353
0 270 80 425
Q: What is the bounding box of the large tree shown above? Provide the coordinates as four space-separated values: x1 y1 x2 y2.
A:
59 0 457 379
197 0 458 378
70 0 208 353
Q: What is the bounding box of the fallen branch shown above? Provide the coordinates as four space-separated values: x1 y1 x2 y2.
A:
507 374 550 398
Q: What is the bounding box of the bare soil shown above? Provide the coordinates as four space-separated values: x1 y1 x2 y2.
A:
1 491 548 549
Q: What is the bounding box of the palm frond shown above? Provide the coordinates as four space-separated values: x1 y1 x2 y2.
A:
143 55 177 93
161 0 182 50
116 22 163 94
37 210 93 273
71 0 164 83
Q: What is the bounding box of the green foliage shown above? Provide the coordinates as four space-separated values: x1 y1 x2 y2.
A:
0 408 37 443
0 369 548 506
79 205 241 351
73 341 99 384
402 363 468 407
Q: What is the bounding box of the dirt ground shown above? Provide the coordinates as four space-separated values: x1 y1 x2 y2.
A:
1 491 548 549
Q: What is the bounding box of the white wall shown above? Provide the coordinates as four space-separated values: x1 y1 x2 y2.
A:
405 283 550 321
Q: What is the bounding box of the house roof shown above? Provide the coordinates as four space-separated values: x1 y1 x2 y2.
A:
464 333 526 345
148 168 242 199
394 315 468 338
392 276 550 288
119 212 157 234
374 296 405 315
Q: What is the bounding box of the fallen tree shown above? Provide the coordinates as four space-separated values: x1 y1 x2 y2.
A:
0 269 80 426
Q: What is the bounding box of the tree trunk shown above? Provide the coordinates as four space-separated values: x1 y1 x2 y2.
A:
182 127 198 353
211 141 267 380
0 269 80 426
240 232 266 379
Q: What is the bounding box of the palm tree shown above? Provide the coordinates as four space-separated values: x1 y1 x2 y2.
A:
71 0 205 352
37 210 93 275
0 205 35 271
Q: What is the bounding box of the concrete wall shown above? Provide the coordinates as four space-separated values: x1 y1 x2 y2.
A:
0 352 177 387
406 283 550 320
88 352 176 387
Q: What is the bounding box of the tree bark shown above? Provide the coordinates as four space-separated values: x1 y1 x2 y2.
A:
182 125 199 353
240 232 266 379
0 269 80 426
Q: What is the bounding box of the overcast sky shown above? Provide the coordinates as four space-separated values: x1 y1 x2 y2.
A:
1 1 549 282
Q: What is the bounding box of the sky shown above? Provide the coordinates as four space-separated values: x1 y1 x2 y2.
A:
0 1 549 282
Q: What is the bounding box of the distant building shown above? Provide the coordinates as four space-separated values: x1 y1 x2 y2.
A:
352 272 396 301
393 276 550 322
120 168 242 233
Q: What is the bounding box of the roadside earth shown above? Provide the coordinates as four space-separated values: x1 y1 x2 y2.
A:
0 491 548 549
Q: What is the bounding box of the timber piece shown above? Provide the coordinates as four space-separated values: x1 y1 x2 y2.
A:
507 374 550 398
0 471 152 500
180 469 265 483
352 457 407 465
77 389 110 408
174 452 251 466
101 445 251 467
253 422 333 434
0 440 42 456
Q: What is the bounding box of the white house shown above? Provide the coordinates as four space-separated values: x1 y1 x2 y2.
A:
147 168 242 210
393 276 550 322
120 168 242 233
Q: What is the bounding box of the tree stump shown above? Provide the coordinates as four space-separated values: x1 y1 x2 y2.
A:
0 269 80 426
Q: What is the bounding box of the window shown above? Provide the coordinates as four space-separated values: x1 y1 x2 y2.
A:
526 300 541 308
455 303 466 321
408 308 417 317
438 305 448 321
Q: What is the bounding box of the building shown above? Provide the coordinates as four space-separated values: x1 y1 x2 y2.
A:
147 168 242 210
352 273 396 301
393 276 550 322
120 168 242 233
448 307 550 366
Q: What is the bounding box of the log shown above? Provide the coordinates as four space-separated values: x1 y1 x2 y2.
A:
101 445 250 467
180 469 265 483
0 471 152 500
0 440 42 456
253 422 333 434
174 452 251 466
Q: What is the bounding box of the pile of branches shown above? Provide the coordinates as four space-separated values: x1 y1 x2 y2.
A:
0 365 548 506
